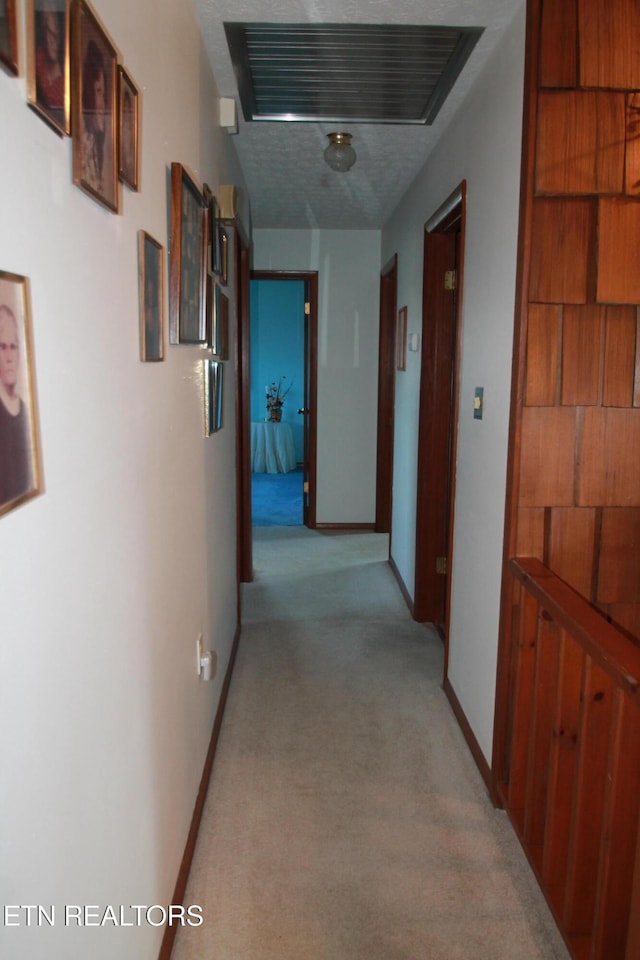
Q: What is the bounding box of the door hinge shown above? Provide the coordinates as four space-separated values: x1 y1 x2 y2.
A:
444 270 457 291
303 481 310 494
436 556 448 575
304 301 311 315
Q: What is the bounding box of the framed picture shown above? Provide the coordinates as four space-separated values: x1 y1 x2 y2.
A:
209 193 222 276
169 162 207 344
217 287 229 360
204 358 223 436
396 305 408 371
0 0 18 75
207 282 229 360
0 271 43 517
71 0 118 212
118 65 139 190
220 229 228 286
27 0 70 135
207 280 229 360
138 231 164 362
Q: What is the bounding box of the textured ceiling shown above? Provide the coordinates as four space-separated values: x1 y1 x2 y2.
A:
192 0 522 230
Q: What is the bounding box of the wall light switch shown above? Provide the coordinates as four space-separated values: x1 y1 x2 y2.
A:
474 387 484 420
408 332 420 352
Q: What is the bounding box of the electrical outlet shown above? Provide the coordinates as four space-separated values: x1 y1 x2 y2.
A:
196 634 203 676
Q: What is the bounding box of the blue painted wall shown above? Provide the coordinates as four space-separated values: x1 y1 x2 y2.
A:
250 279 305 462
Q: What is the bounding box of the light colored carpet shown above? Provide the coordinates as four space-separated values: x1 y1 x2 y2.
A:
172 528 570 960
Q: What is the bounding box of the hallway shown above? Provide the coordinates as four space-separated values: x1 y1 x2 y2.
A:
172 528 569 960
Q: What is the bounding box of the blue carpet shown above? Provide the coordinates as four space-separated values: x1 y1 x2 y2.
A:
252 467 303 526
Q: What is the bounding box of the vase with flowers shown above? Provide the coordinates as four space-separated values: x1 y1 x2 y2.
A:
265 376 293 422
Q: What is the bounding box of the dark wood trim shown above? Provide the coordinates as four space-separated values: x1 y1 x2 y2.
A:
249 271 318 529
375 254 398 533
443 192 466 681
389 554 415 617
158 626 241 960
490 0 540 805
414 181 466 644
235 228 253 583
443 678 492 794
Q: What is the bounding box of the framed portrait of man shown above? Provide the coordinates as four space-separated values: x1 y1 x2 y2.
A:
0 271 43 517
71 0 118 212
0 0 19 75
27 0 71 135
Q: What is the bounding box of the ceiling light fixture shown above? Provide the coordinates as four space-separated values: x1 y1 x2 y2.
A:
324 132 356 172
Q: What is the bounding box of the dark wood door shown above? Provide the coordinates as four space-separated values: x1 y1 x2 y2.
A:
235 228 253 584
414 230 458 628
375 255 398 533
301 286 311 526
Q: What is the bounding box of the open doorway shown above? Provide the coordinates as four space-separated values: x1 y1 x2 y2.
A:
248 271 318 529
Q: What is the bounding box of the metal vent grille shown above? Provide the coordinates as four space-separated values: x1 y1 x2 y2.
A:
224 22 484 125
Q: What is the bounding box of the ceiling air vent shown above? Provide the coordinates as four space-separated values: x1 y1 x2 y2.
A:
224 22 484 125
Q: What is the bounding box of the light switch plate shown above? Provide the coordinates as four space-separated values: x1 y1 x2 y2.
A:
474 387 484 420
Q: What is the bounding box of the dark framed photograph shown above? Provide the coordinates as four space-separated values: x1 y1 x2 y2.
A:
169 162 206 344
220 228 228 286
207 279 229 360
209 193 222 276
0 0 18 75
396 305 408 371
204 358 223 436
0 271 43 517
118 65 139 190
138 231 164 362
71 0 118 212
217 287 229 360
27 0 70 135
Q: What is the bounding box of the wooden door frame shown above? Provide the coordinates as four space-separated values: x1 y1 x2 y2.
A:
375 254 398 534
247 270 318 529
235 224 253 585
414 182 466 663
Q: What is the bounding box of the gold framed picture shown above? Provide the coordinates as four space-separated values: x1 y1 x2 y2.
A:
138 231 164 362
169 163 207 344
118 64 139 190
27 0 71 135
71 0 119 212
0 271 43 517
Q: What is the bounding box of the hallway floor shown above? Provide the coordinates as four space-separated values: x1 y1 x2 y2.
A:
172 528 570 960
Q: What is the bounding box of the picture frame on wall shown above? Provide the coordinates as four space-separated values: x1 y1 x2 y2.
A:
26 0 71 135
169 162 206 344
138 231 164 362
0 271 43 517
118 64 139 190
396 305 408 371
220 228 228 286
207 280 229 361
209 193 222 276
71 0 119 212
204 358 223 436
0 0 19 75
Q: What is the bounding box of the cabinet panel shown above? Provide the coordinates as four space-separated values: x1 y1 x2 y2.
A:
530 199 594 304
597 199 640 305
536 92 625 195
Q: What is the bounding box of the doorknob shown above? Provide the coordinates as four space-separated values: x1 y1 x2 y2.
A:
297 407 309 415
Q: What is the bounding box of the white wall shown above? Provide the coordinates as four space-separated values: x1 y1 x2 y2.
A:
253 230 381 525
0 2 247 958
382 3 526 763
